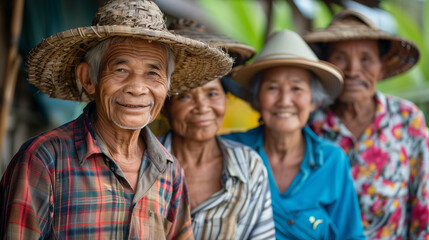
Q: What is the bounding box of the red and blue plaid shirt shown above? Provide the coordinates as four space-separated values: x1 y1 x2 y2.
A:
0 102 193 239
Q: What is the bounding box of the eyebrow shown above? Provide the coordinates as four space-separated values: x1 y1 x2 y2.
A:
148 63 162 71
203 86 222 92
112 59 128 66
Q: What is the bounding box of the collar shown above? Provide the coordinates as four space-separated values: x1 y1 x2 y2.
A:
217 136 248 183
159 131 248 183
250 125 323 169
319 92 390 134
75 101 173 172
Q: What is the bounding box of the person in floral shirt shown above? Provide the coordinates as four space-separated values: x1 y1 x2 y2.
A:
304 9 429 239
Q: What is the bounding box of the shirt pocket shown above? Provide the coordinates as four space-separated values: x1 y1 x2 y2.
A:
130 209 166 240
358 177 407 233
287 208 333 240
197 216 237 240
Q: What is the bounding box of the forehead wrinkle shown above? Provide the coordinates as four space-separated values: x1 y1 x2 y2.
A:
112 59 128 66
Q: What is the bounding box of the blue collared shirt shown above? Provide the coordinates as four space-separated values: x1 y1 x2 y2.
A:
223 126 365 240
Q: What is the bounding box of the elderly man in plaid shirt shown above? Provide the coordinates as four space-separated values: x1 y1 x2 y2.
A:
0 0 232 239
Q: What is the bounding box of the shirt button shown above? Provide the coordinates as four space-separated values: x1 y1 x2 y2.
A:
288 219 294 225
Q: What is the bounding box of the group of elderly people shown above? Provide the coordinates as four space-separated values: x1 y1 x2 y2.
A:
0 0 428 239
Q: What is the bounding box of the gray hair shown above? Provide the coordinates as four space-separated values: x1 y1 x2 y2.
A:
84 36 175 88
249 69 332 111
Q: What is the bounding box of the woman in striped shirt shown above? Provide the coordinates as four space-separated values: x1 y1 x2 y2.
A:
158 19 276 239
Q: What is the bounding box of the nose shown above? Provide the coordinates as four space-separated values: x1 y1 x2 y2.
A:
123 73 150 96
194 95 210 113
343 57 361 78
277 89 292 106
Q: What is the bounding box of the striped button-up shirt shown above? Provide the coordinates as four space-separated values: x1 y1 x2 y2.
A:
0 102 193 239
159 132 275 239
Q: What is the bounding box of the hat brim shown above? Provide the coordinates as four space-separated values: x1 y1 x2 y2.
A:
232 58 343 99
26 25 232 101
170 29 255 62
304 28 420 80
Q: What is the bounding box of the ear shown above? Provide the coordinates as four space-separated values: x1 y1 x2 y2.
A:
310 101 321 112
76 62 96 95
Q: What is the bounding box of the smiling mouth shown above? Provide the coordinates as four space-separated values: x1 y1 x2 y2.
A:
118 103 145 108
344 79 369 89
116 101 153 108
275 113 294 117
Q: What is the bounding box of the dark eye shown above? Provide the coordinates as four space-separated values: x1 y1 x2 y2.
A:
208 91 218 97
177 93 190 100
268 85 278 90
335 55 346 61
148 71 159 76
116 68 126 73
361 55 371 62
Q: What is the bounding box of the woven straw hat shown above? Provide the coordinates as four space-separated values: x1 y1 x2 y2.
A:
26 0 233 101
304 9 419 80
232 29 343 99
168 19 255 66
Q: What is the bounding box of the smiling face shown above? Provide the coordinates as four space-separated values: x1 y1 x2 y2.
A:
327 39 383 103
258 66 316 134
166 78 226 142
90 38 169 130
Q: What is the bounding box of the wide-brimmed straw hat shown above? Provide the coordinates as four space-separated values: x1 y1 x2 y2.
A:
304 9 420 80
25 0 233 101
232 29 343 99
168 19 255 66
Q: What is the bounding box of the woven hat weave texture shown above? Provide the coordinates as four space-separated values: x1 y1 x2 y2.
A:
304 9 419 80
26 0 233 101
169 19 255 65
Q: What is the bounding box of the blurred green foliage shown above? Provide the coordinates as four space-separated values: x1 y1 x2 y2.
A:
197 0 429 126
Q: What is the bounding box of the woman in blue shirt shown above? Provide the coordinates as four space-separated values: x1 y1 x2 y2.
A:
223 29 365 240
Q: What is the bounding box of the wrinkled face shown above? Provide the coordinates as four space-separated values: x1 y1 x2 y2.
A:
166 78 226 142
258 66 315 133
94 39 168 129
327 39 383 103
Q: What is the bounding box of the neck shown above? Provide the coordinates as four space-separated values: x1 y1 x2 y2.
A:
331 97 377 139
332 97 376 120
171 134 221 166
263 127 305 163
92 116 145 167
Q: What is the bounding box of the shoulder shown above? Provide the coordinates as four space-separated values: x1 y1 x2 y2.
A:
221 126 263 146
304 127 349 167
384 93 424 117
218 137 268 179
14 120 76 161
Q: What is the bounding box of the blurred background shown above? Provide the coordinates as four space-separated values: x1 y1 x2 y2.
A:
0 0 428 175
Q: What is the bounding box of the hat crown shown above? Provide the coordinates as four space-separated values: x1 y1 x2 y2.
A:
92 0 167 31
169 19 206 32
328 10 378 31
255 30 319 63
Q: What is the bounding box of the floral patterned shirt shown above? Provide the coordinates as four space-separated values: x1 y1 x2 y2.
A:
308 92 429 240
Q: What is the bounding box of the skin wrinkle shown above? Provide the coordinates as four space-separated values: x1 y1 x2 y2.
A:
258 66 315 193
165 78 226 209
77 38 169 190
326 39 383 138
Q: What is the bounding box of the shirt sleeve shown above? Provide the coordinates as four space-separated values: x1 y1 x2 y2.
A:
165 160 193 240
0 147 53 239
329 150 366 240
407 109 429 239
248 153 276 240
